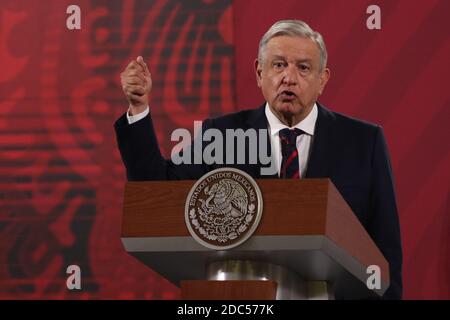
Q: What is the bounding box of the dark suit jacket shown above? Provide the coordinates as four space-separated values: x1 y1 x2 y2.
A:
114 102 402 299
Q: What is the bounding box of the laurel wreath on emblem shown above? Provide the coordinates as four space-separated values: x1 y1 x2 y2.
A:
189 179 256 243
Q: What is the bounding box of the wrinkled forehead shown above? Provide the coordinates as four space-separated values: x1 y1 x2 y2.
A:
262 35 321 63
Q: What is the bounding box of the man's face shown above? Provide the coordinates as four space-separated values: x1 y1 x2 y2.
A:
255 35 330 126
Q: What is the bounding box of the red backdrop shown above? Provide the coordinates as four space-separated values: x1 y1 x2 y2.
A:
0 0 448 299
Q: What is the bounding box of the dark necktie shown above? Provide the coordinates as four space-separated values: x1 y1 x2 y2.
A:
279 128 303 179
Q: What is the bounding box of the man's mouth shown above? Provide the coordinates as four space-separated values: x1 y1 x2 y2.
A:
279 90 296 100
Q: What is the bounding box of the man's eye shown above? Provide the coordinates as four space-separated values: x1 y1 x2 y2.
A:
273 62 285 69
299 64 310 71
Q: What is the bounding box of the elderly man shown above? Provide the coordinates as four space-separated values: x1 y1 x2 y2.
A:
114 20 402 299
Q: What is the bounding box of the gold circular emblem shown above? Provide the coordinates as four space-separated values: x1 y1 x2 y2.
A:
185 168 263 250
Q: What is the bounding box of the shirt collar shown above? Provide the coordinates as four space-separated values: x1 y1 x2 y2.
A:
265 102 318 137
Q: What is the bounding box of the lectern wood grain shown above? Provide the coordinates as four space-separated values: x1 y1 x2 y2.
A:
122 179 330 237
181 280 277 300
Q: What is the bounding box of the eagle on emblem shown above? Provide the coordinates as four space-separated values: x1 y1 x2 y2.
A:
200 179 248 218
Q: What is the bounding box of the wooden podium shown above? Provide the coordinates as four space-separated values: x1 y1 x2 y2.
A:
121 178 389 299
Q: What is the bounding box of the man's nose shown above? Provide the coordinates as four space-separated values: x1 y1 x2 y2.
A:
281 65 298 85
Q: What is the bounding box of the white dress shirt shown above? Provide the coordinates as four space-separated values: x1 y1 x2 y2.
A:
126 103 318 178
265 102 317 178
127 106 149 124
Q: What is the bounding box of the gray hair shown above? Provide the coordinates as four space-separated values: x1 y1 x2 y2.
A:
258 20 328 71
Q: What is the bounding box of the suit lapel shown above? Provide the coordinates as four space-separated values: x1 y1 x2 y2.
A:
245 103 268 131
305 102 335 178
245 103 278 178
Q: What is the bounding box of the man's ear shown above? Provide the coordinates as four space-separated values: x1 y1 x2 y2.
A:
255 59 262 88
318 67 330 95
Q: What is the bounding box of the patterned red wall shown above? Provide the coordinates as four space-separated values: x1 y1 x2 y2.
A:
0 0 448 299
0 0 234 299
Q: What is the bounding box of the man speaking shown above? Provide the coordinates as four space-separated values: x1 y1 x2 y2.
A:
114 20 402 299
